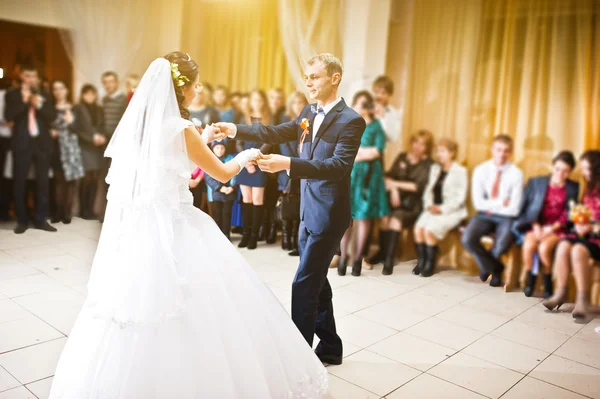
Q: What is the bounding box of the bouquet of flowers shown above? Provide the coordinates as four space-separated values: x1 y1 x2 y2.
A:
569 200 592 224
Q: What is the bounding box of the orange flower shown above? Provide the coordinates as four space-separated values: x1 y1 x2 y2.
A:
569 202 592 224
300 118 310 131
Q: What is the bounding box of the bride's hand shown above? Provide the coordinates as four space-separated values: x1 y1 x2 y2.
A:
213 122 237 139
201 125 223 143
233 149 262 171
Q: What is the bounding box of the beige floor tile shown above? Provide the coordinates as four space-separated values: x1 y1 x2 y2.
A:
428 352 524 398
530 355 600 398
404 317 485 351
332 287 384 316
0 275 66 298
461 289 541 319
491 319 571 353
0 387 36 399
323 374 379 399
13 290 84 317
369 332 455 372
5 246 65 263
0 315 63 354
25 377 53 399
328 350 420 396
0 265 40 282
436 304 511 333
554 337 600 370
0 338 66 385
0 366 21 392
574 319 600 345
343 279 408 302
354 301 429 332
386 373 485 399
413 281 482 303
515 305 586 336
0 301 32 325
336 314 397 349
463 334 549 374
501 376 587 399
383 291 456 317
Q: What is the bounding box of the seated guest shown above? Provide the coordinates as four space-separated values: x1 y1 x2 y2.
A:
205 141 236 240
339 91 389 277
543 150 600 318
513 151 579 298
413 138 468 277
461 134 523 287
366 129 434 275
372 75 401 143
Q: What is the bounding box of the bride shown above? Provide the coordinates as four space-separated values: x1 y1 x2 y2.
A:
49 52 328 398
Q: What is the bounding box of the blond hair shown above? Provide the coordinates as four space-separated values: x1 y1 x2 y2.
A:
307 53 343 81
437 137 459 160
410 129 435 157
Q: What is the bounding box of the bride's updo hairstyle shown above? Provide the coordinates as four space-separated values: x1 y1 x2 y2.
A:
164 51 199 119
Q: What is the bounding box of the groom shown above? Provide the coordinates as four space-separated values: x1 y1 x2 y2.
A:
215 53 365 365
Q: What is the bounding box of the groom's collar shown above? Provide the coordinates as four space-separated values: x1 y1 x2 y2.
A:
315 97 343 115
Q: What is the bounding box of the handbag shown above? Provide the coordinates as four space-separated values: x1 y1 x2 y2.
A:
278 179 301 221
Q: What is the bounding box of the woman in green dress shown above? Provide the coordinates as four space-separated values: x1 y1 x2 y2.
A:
338 91 390 277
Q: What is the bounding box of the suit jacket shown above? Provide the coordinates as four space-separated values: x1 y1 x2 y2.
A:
235 99 365 234
422 162 468 219
512 175 580 234
71 103 105 171
4 87 55 153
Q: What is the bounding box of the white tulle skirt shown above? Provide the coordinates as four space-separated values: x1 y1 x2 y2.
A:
49 196 328 399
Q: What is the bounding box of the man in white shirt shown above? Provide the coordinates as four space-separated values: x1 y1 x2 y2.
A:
461 134 523 287
372 76 401 143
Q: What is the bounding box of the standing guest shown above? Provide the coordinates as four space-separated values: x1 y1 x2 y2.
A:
543 151 600 318
279 91 308 256
268 88 286 125
366 129 434 274
49 80 84 224
100 71 127 222
0 77 13 221
4 65 56 234
413 138 468 277
461 134 523 287
513 151 579 298
230 91 242 122
339 91 389 276
124 74 139 104
213 85 235 122
204 141 236 240
235 90 269 250
72 84 106 220
189 84 220 128
372 75 401 143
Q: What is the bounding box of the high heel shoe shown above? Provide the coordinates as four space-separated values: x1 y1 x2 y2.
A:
351 259 362 277
523 271 537 297
337 258 348 276
572 292 589 319
542 287 567 311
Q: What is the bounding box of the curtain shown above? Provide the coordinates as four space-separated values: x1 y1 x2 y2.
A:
386 0 600 179
181 0 294 93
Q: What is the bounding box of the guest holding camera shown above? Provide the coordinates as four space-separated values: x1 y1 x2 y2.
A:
4 65 56 234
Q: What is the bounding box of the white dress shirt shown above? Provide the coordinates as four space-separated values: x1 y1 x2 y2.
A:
377 105 401 142
311 97 342 141
471 159 524 217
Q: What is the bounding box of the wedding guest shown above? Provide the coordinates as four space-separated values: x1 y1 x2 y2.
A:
0 78 13 221
268 88 286 125
230 91 242 121
279 91 307 256
189 84 220 128
461 134 523 287
513 151 579 298
366 129 434 274
202 82 215 106
372 75 401 143
543 150 600 318
4 65 57 234
125 74 139 104
229 93 251 235
339 91 389 276
213 85 235 123
205 141 236 240
413 138 468 277
100 71 127 222
72 84 106 220
235 90 269 250
49 80 84 224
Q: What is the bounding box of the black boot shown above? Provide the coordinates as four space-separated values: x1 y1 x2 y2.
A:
289 220 300 256
412 243 427 275
382 231 400 275
248 205 264 250
367 230 388 265
238 203 253 248
338 258 348 276
543 273 553 299
421 245 439 277
351 258 362 277
267 221 278 244
524 271 537 297
281 221 291 250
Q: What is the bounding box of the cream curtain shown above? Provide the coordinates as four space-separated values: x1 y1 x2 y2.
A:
386 0 600 179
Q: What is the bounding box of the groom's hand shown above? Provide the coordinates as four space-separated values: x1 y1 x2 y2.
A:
212 122 237 139
257 154 291 173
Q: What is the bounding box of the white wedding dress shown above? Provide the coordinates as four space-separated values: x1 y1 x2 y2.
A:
49 59 328 399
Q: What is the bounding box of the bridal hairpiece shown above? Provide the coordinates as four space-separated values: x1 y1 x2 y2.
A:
170 63 190 87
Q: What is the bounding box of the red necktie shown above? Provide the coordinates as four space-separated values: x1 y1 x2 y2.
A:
28 106 39 137
491 169 502 199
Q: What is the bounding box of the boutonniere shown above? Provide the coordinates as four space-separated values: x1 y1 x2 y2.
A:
299 118 310 154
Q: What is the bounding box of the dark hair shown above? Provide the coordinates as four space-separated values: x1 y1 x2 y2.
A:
492 134 514 150
249 89 271 122
352 90 375 119
581 150 600 194
50 79 69 105
552 150 576 170
20 64 37 73
410 129 435 157
101 71 119 81
215 85 229 96
164 51 200 119
230 91 241 98
80 84 98 102
373 75 394 95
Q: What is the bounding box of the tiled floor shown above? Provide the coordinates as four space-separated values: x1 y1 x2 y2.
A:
0 218 599 398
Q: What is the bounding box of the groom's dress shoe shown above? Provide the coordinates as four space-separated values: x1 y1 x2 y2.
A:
316 353 343 366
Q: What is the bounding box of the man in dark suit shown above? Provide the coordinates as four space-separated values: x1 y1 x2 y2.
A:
215 53 365 365
4 65 56 234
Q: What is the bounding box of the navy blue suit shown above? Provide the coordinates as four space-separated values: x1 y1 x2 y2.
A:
235 99 365 357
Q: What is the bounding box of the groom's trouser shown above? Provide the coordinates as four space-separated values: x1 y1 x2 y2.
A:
293 222 344 357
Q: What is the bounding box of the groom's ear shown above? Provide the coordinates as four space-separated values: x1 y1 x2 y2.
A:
331 72 342 87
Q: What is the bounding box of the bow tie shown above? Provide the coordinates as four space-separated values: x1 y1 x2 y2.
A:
310 105 325 115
